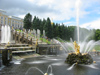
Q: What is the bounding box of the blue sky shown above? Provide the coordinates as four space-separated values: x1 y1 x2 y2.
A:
0 0 100 29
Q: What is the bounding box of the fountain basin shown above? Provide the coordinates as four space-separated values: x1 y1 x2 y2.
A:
65 53 93 65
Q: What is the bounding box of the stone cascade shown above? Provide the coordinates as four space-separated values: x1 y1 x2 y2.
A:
6 44 35 54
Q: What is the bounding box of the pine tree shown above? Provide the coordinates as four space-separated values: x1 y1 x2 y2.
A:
23 13 32 30
44 17 53 39
32 16 37 29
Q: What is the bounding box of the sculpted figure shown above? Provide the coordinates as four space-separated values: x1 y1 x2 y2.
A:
73 41 80 54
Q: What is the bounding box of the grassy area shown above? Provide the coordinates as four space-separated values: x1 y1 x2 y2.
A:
67 46 73 50
40 38 51 44
56 38 65 42
94 45 100 50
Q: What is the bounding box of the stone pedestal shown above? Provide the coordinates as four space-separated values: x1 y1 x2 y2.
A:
65 53 93 65
1 49 12 66
0 50 2 67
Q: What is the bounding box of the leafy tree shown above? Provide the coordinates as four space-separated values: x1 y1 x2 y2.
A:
23 13 32 30
95 29 100 41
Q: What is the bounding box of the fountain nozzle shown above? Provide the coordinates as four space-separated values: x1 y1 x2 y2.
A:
76 62 78 65
44 73 48 75
93 61 96 63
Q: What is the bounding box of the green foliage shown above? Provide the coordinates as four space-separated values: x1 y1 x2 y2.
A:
44 17 53 39
40 38 51 44
94 45 100 50
23 13 100 41
16 29 23 32
23 13 32 30
95 29 100 41
32 16 41 30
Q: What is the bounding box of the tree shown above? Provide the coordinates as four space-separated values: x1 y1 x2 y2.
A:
32 16 41 30
40 19 46 35
95 29 100 41
44 17 53 39
32 16 37 29
52 23 56 38
23 13 32 30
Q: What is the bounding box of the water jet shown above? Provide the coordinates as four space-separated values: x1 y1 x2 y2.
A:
65 41 93 65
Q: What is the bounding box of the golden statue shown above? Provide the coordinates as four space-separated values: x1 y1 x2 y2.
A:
26 34 28 38
35 39 38 46
73 41 78 52
73 41 80 54
76 45 80 54
51 22 53 25
12 26 13 30
23 29 25 32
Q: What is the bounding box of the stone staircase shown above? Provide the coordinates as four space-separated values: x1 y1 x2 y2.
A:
9 29 47 54
6 44 35 54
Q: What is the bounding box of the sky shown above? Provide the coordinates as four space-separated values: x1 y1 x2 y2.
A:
0 0 100 29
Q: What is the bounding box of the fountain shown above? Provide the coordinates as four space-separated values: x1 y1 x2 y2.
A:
65 41 93 65
1 0 100 75
1 25 11 43
37 29 40 40
43 30 46 38
64 0 97 65
33 29 36 39
25 65 53 75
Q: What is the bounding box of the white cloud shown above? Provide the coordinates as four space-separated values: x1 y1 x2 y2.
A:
18 14 25 19
27 0 35 3
1 0 99 25
80 18 100 29
62 22 76 25
26 0 90 21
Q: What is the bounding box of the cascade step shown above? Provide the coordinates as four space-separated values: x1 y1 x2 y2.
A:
9 47 33 51
12 50 35 53
7 44 29 47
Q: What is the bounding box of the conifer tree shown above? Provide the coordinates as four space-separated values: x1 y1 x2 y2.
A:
23 13 32 30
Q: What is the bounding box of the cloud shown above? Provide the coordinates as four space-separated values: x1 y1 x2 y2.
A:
0 0 100 25
0 0 55 16
80 18 100 29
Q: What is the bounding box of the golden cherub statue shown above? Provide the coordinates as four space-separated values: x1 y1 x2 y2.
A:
35 39 38 46
26 34 28 38
73 41 80 54
76 45 80 54
73 41 78 52
12 26 13 30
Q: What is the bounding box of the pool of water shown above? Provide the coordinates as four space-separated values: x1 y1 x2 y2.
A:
0 55 100 75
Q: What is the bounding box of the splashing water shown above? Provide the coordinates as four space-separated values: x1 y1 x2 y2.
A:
67 63 76 70
1 25 11 43
75 0 81 43
46 65 53 75
53 37 100 54
25 65 53 75
25 67 44 75
26 60 48 64
53 39 75 53
87 64 99 69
